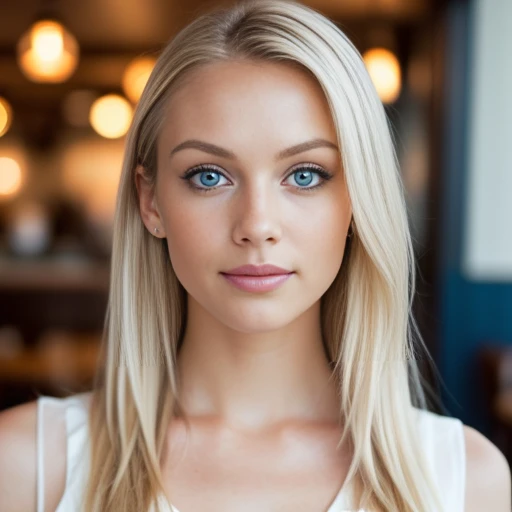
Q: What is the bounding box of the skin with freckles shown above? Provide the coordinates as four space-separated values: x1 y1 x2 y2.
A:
136 60 354 511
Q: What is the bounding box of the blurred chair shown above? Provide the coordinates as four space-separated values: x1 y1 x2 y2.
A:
479 344 512 462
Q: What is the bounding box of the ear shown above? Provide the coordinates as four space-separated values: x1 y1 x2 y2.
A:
134 165 166 238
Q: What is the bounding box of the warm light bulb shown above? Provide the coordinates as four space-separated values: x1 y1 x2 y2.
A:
363 48 402 104
0 157 23 197
0 97 13 137
89 94 133 139
17 19 79 83
122 56 156 103
31 21 64 62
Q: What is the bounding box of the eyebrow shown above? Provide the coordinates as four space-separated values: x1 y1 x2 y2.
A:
169 138 339 161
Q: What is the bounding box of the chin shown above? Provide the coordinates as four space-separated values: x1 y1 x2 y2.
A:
215 305 299 334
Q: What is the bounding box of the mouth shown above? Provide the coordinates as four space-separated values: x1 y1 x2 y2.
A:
220 272 295 293
222 263 293 276
220 263 295 292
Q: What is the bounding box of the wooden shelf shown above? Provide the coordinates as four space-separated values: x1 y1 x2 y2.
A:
0 332 101 385
0 257 110 291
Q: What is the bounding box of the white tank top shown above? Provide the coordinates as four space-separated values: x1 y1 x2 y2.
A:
36 392 466 512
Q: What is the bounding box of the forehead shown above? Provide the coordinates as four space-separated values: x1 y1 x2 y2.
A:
158 59 337 149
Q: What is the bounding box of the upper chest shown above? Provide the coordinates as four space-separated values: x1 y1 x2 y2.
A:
159 417 352 512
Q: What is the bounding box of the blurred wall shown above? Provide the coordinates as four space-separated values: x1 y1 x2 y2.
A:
439 0 512 432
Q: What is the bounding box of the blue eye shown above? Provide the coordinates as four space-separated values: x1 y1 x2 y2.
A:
182 166 230 191
197 170 223 187
288 169 316 187
181 164 333 193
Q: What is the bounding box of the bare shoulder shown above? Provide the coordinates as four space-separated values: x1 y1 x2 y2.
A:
463 424 511 512
0 397 67 512
0 400 38 511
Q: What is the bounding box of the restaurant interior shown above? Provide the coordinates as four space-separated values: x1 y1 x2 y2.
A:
0 0 511 465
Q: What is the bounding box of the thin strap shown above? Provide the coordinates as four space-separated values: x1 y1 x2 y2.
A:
457 419 466 511
36 398 45 512
36 396 49 512
36 396 68 512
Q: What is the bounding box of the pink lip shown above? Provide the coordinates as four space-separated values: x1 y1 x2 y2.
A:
220 264 294 292
221 273 293 292
222 264 292 276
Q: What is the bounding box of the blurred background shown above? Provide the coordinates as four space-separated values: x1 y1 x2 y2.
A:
0 0 511 461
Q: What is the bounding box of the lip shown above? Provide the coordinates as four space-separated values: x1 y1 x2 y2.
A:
222 264 292 276
220 264 295 293
221 273 294 292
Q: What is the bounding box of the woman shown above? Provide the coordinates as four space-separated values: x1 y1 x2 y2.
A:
0 1 510 511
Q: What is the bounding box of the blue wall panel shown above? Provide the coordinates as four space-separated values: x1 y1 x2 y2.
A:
438 0 512 433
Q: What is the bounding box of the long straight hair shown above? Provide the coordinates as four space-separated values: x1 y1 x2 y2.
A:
84 1 443 510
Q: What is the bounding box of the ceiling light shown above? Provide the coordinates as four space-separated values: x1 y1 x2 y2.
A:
0 97 13 137
0 157 23 197
89 94 133 139
17 19 79 83
363 48 402 104
122 56 157 104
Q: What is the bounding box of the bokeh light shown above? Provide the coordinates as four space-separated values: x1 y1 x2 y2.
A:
363 47 402 104
0 97 13 137
122 56 157 103
0 157 23 197
89 94 133 139
17 19 79 83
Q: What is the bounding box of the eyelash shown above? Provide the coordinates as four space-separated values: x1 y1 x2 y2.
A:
180 163 333 194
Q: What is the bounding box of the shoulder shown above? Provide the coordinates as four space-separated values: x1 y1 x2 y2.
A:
0 396 71 512
463 424 511 512
413 407 465 446
0 400 38 511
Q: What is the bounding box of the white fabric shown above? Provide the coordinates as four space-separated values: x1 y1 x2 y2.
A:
36 393 465 512
414 408 466 511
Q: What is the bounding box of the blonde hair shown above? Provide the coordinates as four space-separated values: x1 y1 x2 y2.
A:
85 1 443 510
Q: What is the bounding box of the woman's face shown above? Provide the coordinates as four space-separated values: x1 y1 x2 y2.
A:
139 59 352 333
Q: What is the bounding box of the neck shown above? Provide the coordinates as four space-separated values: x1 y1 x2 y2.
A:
176 296 341 432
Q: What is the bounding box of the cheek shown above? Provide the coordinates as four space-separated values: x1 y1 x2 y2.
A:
162 200 223 282
295 198 348 271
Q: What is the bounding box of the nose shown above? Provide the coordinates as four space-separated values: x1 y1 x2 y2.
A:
231 180 282 247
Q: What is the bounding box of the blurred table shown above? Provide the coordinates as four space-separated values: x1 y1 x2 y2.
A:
0 331 101 389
